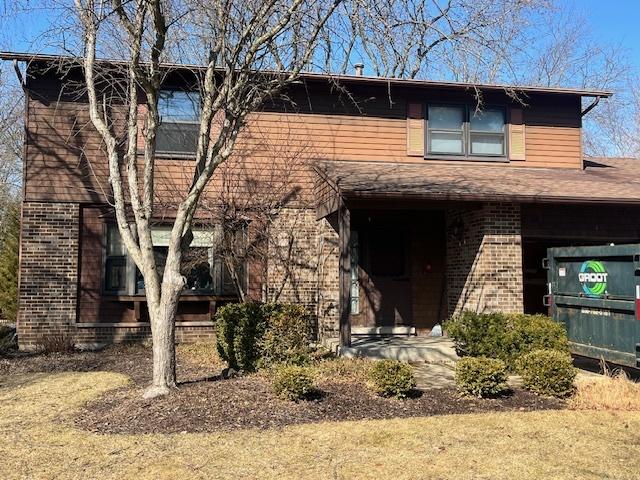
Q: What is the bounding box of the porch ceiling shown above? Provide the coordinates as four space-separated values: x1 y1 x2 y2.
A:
314 158 640 211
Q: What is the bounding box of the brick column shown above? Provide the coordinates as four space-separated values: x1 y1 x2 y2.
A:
446 202 523 316
18 202 80 349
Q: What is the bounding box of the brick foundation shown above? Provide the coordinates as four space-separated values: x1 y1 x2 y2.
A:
446 202 523 315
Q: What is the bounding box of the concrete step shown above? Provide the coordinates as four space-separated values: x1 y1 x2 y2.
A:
351 326 416 336
323 337 459 364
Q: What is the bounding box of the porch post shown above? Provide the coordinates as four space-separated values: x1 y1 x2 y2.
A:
338 200 352 348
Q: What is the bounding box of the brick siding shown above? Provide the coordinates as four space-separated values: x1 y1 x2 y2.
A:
266 207 339 339
446 202 524 315
18 200 526 349
17 201 216 350
17 202 80 349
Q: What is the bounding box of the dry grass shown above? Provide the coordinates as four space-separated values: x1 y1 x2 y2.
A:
311 356 374 383
176 341 223 369
570 368 640 411
1 371 640 479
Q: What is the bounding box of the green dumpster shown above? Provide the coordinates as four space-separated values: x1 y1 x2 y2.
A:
545 244 640 368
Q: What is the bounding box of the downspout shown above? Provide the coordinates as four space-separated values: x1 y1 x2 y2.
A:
581 95 601 117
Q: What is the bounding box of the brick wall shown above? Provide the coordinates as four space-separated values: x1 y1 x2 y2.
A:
266 207 339 339
18 201 217 350
18 202 80 348
446 202 523 316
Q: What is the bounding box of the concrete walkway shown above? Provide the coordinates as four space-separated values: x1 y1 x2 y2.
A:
411 362 456 390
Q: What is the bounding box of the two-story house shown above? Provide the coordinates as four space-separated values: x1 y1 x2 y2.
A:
6 52 640 351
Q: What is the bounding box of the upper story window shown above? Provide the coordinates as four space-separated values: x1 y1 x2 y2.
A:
469 109 505 156
426 105 506 159
156 90 201 156
428 106 465 155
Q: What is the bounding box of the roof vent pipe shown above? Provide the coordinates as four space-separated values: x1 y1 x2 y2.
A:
354 63 364 76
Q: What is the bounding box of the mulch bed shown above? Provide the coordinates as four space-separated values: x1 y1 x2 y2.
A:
0 344 204 385
1 345 565 434
75 376 565 434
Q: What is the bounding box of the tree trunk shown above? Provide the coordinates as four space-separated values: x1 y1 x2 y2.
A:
143 279 183 399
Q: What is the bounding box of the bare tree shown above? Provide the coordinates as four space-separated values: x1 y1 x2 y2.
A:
51 0 605 399
72 0 341 398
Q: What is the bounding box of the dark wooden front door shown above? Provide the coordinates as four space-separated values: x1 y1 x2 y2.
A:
364 228 412 326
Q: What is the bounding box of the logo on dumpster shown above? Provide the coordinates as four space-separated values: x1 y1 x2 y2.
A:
578 260 608 297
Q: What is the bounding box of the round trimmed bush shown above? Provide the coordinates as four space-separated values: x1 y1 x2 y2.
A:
455 356 509 398
272 365 316 401
517 349 576 397
368 360 416 398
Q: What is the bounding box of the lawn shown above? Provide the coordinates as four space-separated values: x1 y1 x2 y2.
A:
1 347 639 479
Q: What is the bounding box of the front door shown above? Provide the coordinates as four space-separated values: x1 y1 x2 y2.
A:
364 227 412 326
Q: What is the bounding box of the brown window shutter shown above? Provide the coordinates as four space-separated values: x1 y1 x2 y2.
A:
406 102 425 156
509 108 526 161
136 104 147 151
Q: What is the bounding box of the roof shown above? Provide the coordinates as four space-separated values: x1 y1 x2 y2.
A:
315 158 640 206
0 51 612 98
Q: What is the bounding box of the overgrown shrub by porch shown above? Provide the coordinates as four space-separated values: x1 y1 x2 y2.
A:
214 302 311 372
444 311 569 369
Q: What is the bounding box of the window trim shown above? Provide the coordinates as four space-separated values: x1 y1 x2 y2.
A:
424 102 509 162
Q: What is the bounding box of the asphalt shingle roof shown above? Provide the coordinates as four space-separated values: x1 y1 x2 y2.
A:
315 158 640 205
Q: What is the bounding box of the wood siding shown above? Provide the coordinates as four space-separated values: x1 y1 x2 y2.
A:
24 73 584 205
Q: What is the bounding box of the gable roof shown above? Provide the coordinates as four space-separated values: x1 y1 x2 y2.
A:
0 51 612 98
315 158 640 206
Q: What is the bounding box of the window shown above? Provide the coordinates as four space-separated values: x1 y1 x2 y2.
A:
105 226 127 293
470 108 505 156
104 225 240 296
350 231 359 314
156 90 200 155
426 104 506 159
428 105 465 155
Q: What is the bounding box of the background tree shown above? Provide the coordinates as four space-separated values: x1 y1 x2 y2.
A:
0 199 19 324
3 0 634 397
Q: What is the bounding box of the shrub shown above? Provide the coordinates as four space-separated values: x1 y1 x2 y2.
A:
444 311 569 369
455 356 509 398
38 332 75 354
368 360 416 398
260 303 311 367
272 364 316 401
215 302 267 372
517 349 576 397
0 324 16 353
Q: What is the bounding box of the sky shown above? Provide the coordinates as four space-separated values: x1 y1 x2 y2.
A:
578 0 640 66
1 0 640 74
